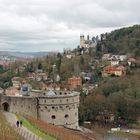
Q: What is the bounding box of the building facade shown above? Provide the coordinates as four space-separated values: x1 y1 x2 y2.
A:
102 66 126 77
67 76 82 89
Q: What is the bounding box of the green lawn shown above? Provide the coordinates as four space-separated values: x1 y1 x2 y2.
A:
16 115 56 140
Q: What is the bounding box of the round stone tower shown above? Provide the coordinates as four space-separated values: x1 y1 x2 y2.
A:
38 90 80 130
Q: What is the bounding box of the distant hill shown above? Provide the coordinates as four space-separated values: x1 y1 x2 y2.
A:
101 25 140 56
0 51 55 58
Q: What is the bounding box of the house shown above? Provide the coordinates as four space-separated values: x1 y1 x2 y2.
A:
80 72 92 81
67 76 82 88
27 72 36 80
102 65 126 77
110 55 120 60
35 73 44 81
119 55 127 61
0 60 10 68
47 83 60 91
27 72 48 81
96 111 115 123
110 55 127 61
115 66 126 76
111 60 120 66
127 58 136 67
5 87 20 96
12 77 23 89
102 53 112 61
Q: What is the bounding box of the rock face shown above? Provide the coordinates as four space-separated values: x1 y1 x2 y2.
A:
0 90 80 130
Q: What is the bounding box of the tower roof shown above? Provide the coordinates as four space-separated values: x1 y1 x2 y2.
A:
47 90 56 96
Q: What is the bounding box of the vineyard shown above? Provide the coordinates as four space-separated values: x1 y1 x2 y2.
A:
26 115 92 140
0 111 24 140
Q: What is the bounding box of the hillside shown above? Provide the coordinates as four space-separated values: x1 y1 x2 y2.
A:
100 25 140 56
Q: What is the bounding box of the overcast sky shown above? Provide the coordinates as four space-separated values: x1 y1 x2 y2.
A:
0 0 140 52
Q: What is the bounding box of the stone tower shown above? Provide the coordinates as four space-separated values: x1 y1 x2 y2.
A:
80 35 85 48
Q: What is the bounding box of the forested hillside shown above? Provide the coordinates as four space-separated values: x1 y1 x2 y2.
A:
100 25 140 56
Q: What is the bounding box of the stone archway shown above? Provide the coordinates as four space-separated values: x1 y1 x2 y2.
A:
2 102 10 111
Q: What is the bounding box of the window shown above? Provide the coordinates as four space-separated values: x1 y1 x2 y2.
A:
66 105 69 108
60 92 62 95
44 100 46 103
52 106 55 109
72 105 75 108
65 92 67 95
65 114 69 118
59 106 63 109
52 115 56 119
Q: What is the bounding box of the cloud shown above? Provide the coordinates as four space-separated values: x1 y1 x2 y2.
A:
0 0 139 52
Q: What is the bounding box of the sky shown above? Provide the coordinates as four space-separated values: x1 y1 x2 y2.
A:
0 0 140 52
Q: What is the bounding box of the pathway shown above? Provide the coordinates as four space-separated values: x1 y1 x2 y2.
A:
3 112 44 140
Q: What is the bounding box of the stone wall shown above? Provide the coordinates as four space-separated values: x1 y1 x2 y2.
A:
0 90 80 130
9 96 38 119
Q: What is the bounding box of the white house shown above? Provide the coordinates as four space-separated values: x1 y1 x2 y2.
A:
111 60 120 66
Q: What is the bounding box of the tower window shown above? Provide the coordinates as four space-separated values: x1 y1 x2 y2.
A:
52 115 56 119
65 114 69 118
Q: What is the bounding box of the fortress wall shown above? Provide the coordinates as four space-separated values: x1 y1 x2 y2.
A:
1 90 80 130
9 96 38 119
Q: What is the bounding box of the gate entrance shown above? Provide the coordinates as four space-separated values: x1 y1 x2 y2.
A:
2 102 9 111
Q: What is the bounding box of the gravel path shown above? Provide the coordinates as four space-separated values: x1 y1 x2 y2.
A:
3 112 44 140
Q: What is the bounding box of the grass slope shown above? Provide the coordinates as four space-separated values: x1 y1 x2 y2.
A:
17 115 56 140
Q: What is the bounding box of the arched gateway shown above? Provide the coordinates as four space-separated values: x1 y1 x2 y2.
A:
2 102 10 111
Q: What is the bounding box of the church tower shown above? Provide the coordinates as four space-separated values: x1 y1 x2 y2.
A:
80 35 85 48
